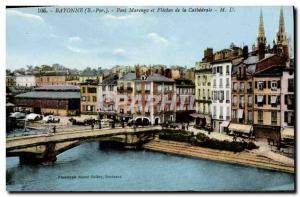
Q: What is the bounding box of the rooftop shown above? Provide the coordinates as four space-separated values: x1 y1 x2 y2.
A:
34 85 80 91
15 91 80 99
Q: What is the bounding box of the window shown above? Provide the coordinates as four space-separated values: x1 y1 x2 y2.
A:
82 87 86 93
240 96 245 108
233 82 238 91
109 85 114 91
258 82 264 90
213 106 217 118
271 81 278 91
219 91 224 101
233 96 238 106
248 96 252 107
226 65 230 74
213 79 216 87
271 111 277 125
258 111 263 124
220 106 223 118
219 79 223 88
226 90 229 102
226 78 230 87
240 82 245 91
81 96 86 101
288 79 294 92
248 111 253 122
92 96 97 102
88 87 97 93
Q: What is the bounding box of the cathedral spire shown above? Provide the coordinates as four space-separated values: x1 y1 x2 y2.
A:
257 9 266 46
277 7 287 45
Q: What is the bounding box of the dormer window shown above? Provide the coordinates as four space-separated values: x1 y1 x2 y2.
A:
258 82 264 90
141 75 147 80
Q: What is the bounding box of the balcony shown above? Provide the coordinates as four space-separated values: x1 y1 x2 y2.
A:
145 90 150 94
239 104 245 109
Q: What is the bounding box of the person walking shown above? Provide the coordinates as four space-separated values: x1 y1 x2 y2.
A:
91 123 94 131
53 125 56 134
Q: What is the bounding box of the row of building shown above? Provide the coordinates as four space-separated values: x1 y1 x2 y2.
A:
194 9 294 139
6 65 195 88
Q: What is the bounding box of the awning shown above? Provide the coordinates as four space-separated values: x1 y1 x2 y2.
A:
281 127 294 139
6 102 15 107
257 95 263 102
238 109 243 118
271 96 277 104
220 121 230 128
228 123 253 134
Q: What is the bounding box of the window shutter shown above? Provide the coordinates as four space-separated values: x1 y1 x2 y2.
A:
263 95 266 104
277 81 281 88
268 95 271 104
268 81 271 89
255 82 257 89
277 96 280 105
285 95 287 105
284 112 288 122
255 95 257 104
263 81 266 88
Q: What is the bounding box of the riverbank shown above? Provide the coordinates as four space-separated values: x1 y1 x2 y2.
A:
143 139 294 174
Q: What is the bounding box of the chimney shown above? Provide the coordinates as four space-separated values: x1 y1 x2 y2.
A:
242 46 249 59
258 43 265 60
135 65 141 79
204 48 213 62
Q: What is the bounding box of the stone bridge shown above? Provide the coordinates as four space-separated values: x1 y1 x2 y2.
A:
6 126 162 165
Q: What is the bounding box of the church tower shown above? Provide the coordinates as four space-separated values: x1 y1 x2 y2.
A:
276 8 289 59
257 10 266 60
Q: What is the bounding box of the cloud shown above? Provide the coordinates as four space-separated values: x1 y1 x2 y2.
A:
112 48 127 56
7 9 44 23
147 32 169 46
68 36 82 42
103 14 134 21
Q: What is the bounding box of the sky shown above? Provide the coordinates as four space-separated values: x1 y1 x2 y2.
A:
6 6 294 70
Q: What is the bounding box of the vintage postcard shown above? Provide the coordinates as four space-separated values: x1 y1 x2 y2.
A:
6 6 295 192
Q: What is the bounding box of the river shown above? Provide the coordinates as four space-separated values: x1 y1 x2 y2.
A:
6 142 294 192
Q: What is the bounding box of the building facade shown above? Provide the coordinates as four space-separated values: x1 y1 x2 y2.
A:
80 80 101 115
14 85 80 116
15 75 36 87
211 60 232 132
194 56 213 129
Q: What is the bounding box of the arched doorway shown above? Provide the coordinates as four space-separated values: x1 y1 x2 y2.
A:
154 117 160 125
